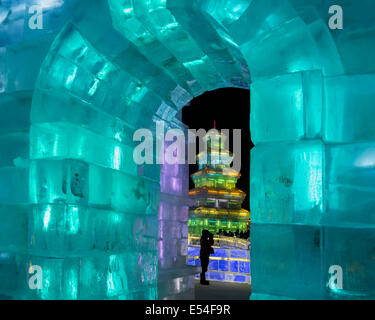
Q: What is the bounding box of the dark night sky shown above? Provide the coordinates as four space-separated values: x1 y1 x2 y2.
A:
181 88 253 211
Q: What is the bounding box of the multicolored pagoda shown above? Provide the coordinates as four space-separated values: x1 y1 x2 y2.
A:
188 131 249 236
187 130 251 283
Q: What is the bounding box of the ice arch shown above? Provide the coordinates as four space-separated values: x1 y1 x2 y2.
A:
1 0 375 299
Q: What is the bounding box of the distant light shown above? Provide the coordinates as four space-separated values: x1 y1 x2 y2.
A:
113 146 121 170
65 67 77 89
42 0 64 10
354 148 375 168
295 88 303 111
123 7 133 15
68 207 80 234
43 205 51 230
88 79 99 96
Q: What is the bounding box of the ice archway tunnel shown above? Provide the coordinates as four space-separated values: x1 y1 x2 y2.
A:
1 0 375 299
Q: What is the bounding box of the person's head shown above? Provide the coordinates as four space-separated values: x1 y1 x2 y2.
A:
202 229 209 238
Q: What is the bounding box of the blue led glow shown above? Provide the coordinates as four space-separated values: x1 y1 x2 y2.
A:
218 260 229 272
230 260 238 273
239 261 250 274
208 260 219 271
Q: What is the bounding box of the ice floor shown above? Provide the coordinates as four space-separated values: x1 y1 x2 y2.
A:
194 280 251 300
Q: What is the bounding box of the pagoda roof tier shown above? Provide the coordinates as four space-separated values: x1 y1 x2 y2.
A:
190 206 250 221
197 149 233 159
189 187 246 201
191 167 240 179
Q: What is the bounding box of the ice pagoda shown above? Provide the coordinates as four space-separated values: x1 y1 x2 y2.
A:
187 130 251 283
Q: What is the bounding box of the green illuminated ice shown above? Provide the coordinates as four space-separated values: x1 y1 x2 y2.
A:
0 0 375 299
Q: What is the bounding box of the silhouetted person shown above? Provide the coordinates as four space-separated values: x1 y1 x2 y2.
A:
235 229 240 237
223 230 228 236
240 231 244 239
200 229 214 285
244 230 250 239
217 229 222 235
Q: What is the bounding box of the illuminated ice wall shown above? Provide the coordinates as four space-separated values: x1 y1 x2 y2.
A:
0 0 375 299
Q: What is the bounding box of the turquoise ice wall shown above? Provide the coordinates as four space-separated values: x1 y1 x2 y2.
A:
0 0 375 299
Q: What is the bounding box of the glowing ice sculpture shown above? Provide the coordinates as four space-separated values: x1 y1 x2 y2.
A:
0 0 375 299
